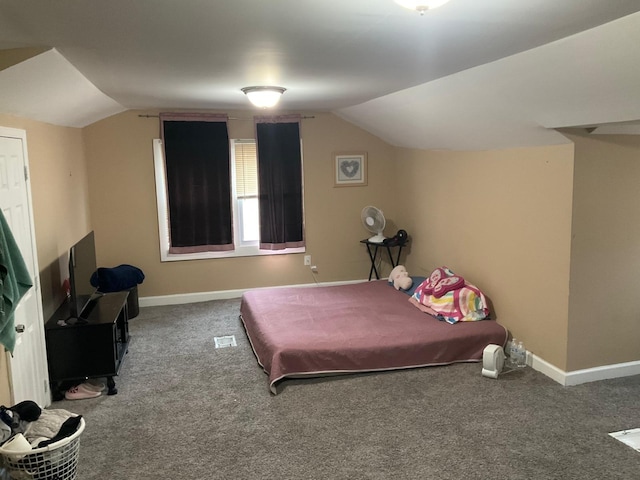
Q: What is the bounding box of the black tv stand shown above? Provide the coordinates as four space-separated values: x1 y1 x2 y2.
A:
45 291 130 400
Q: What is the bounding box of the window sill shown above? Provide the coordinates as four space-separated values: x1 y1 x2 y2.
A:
160 245 305 262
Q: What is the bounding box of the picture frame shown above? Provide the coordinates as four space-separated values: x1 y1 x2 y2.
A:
333 152 367 187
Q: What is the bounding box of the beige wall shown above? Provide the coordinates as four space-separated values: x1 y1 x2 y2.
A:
566 133 640 371
82 111 398 297
393 144 575 370
0 114 91 405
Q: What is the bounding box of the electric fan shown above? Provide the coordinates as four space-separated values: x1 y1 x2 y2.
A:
361 206 386 243
481 344 506 379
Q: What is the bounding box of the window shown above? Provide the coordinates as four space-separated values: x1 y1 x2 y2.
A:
232 140 259 246
153 114 305 261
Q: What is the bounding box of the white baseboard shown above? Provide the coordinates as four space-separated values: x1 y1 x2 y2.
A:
531 353 640 386
530 354 568 385
139 279 369 307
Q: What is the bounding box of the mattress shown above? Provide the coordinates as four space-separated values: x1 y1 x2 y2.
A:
240 280 507 394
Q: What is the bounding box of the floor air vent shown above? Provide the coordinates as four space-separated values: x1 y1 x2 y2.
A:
214 335 237 348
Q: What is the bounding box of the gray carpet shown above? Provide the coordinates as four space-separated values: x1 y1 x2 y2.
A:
53 298 640 479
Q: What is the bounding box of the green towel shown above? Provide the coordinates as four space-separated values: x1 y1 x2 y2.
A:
0 210 33 354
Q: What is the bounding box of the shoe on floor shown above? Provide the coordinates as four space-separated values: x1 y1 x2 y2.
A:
77 383 104 396
80 381 105 392
64 385 101 400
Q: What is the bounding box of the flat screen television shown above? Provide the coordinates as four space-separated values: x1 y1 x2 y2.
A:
68 231 98 319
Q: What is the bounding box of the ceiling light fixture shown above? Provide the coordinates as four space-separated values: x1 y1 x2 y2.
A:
241 86 286 108
394 0 451 15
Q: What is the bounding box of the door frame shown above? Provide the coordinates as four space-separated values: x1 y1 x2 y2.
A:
0 125 50 407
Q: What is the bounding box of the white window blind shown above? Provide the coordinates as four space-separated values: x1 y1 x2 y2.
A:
234 140 257 198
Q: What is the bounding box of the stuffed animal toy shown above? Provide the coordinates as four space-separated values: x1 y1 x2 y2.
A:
388 265 413 291
388 265 406 282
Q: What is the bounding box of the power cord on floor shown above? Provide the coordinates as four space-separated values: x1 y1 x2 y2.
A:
309 265 319 285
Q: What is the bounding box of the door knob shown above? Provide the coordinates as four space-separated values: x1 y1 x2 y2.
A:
15 324 25 333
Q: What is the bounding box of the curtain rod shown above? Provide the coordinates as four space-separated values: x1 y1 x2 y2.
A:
138 114 315 120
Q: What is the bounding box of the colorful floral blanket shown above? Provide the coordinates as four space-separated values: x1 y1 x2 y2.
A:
409 267 490 324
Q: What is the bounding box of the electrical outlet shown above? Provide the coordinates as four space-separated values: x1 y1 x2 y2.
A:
304 255 312 266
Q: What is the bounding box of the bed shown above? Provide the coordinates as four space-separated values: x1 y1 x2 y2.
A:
240 280 507 394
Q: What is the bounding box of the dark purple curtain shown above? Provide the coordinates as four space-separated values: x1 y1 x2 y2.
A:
255 115 304 250
160 113 233 253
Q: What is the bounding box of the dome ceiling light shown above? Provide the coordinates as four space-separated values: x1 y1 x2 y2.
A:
394 0 451 15
241 86 286 108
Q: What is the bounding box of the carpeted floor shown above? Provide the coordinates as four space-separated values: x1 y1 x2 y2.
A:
52 298 640 479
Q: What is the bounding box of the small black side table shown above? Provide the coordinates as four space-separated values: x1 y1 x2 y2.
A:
360 239 408 280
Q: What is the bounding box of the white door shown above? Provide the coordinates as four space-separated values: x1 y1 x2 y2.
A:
0 127 49 407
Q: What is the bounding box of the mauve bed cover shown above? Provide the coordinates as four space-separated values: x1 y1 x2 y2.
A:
240 280 508 394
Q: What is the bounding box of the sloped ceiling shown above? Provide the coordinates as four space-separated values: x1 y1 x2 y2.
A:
0 49 125 127
336 12 640 150
0 0 639 150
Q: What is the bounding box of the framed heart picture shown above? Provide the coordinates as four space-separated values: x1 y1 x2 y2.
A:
333 152 367 187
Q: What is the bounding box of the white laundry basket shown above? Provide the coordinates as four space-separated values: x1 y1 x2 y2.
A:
0 417 85 480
